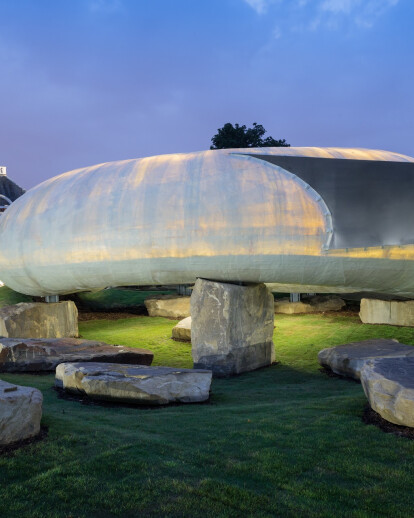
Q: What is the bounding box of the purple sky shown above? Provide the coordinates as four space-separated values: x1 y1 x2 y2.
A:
0 0 413 188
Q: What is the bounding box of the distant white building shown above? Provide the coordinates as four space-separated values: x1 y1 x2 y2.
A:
0 167 24 287
0 166 25 213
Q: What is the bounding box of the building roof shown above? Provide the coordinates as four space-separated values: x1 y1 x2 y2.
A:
0 174 25 203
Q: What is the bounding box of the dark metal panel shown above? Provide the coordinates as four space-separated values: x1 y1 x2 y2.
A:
252 155 414 249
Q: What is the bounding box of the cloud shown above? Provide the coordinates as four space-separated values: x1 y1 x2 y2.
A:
319 0 358 14
320 0 398 13
243 0 399 28
319 0 399 28
272 25 282 39
243 0 273 14
88 0 124 14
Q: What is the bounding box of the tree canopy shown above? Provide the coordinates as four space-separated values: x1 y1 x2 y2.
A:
210 122 290 149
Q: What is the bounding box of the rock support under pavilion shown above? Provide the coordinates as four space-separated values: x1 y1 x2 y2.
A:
191 279 275 377
0 302 78 339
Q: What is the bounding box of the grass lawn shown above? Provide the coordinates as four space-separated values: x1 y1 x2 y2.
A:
76 288 176 311
1 312 414 517
0 286 32 307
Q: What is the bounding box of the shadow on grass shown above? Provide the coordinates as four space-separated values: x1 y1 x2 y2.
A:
0 426 48 457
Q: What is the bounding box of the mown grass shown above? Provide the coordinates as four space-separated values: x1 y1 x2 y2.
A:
0 286 32 307
76 288 176 311
80 316 193 368
1 312 414 517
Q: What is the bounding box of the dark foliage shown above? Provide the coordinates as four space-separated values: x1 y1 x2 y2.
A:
210 122 290 149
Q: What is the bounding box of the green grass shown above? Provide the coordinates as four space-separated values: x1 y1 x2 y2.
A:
0 286 32 307
80 316 192 368
2 313 414 517
76 288 176 311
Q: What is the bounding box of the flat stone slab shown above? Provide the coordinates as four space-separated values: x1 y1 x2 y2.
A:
318 339 414 380
360 298 414 327
0 338 153 372
361 357 414 427
55 362 212 405
274 295 345 314
0 301 78 338
172 316 191 341
144 295 190 319
0 380 43 446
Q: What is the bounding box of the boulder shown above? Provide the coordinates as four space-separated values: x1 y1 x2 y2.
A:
191 279 275 376
360 298 414 327
0 337 153 372
172 317 191 341
361 357 414 427
274 295 345 314
55 362 212 405
144 295 190 319
318 338 414 380
0 301 78 338
0 380 43 446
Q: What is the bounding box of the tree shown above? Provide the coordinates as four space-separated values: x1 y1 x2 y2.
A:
210 122 290 149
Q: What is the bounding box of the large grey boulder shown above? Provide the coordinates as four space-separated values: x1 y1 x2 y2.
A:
172 316 191 341
318 338 414 380
274 295 345 314
361 357 414 427
144 295 190 319
360 298 414 326
0 380 43 446
0 302 78 338
191 279 275 376
0 337 153 372
55 362 212 405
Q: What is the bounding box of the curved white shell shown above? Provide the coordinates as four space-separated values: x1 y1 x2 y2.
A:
1 147 414 297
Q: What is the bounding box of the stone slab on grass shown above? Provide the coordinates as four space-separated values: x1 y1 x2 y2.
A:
318 338 414 380
191 279 275 377
274 295 345 314
172 316 191 341
55 362 212 405
0 301 78 338
360 298 414 326
0 380 43 446
144 295 190 319
361 357 414 427
0 337 153 372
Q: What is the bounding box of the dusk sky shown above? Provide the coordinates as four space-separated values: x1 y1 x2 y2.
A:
0 0 412 188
